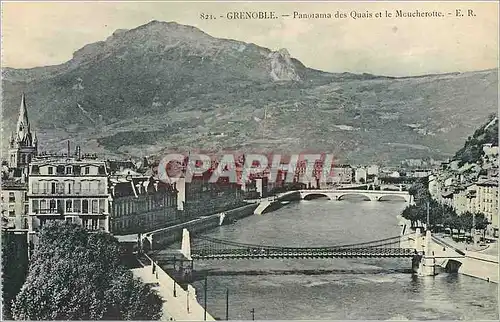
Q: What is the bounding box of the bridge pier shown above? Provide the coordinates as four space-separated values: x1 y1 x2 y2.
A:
177 228 194 282
412 230 437 277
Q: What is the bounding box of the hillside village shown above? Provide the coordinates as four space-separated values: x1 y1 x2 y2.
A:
428 115 499 238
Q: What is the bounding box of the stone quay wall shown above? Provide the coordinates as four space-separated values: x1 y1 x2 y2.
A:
151 203 259 247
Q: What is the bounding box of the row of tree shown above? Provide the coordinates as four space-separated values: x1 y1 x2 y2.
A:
404 180 489 238
11 223 163 320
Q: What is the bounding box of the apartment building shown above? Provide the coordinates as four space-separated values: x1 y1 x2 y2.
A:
27 156 110 245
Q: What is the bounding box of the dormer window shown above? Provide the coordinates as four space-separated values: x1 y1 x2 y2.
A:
85 167 90 175
66 166 73 174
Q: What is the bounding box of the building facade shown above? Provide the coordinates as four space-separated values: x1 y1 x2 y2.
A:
176 173 245 217
109 175 178 235
27 156 110 244
1 181 28 230
476 179 498 236
354 167 368 183
330 165 353 185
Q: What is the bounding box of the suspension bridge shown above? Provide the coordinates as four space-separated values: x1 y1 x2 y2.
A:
167 229 417 260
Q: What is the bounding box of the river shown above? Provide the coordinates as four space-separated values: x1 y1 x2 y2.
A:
165 198 499 320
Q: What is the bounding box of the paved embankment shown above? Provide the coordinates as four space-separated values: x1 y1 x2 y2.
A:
432 236 499 283
398 216 498 283
131 254 215 321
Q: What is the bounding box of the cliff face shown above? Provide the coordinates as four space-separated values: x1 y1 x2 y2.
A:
268 49 301 81
2 21 498 164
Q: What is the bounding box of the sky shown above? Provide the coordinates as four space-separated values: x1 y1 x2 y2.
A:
1 0 498 76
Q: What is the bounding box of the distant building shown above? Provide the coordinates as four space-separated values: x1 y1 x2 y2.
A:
482 143 499 157
175 172 245 217
452 184 478 215
354 167 367 183
1 180 28 231
366 165 379 176
411 169 432 178
330 165 353 185
106 160 139 176
388 171 401 178
27 156 110 245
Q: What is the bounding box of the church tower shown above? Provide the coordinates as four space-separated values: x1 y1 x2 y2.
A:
8 94 37 175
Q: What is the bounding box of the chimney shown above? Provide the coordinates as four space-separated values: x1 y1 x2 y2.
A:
76 146 81 160
67 141 71 157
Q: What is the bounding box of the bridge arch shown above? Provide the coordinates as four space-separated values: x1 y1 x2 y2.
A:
336 193 373 201
444 259 463 273
302 193 332 200
377 194 410 202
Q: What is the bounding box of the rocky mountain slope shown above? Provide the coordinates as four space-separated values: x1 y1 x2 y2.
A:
2 21 498 164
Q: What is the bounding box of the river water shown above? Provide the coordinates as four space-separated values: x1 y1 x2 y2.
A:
167 198 499 320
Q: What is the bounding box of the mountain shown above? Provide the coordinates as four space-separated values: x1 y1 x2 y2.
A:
2 20 498 164
453 115 498 166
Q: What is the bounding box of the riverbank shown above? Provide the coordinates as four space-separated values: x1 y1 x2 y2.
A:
131 254 215 321
398 215 499 283
128 200 288 321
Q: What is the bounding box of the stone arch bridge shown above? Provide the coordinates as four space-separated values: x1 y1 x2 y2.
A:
299 189 412 203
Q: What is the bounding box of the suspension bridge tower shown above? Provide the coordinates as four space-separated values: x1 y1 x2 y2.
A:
411 203 438 276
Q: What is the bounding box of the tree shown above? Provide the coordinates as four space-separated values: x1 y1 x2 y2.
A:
2 233 29 319
408 180 430 206
12 222 163 320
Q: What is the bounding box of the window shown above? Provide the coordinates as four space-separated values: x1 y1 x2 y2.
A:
24 205 29 215
32 200 39 213
21 155 26 164
9 211 15 217
40 200 47 213
92 200 98 214
92 219 98 230
99 199 106 213
65 217 73 224
75 182 81 194
9 192 15 202
66 166 73 175
51 182 56 194
85 167 90 175
82 181 90 193
67 182 73 194
82 200 89 213
57 200 63 214
66 200 73 213
73 200 81 213
57 182 64 194
48 167 54 175
49 199 56 212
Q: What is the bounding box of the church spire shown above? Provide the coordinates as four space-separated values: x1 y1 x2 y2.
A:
16 93 32 145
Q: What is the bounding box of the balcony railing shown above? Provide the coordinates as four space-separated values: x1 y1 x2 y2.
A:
30 189 108 196
32 208 106 216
